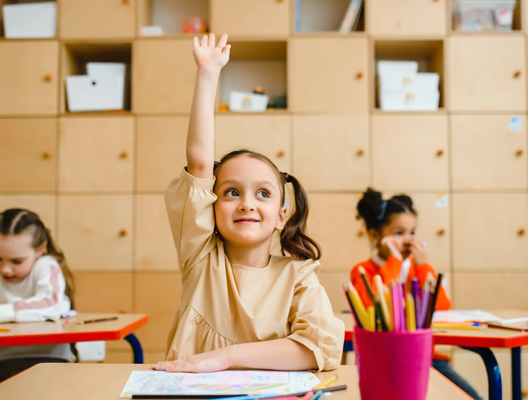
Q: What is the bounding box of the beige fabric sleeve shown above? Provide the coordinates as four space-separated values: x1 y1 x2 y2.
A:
165 168 218 275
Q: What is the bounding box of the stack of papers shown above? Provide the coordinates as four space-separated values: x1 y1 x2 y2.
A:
433 310 528 325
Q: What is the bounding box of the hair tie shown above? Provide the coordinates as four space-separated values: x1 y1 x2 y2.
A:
377 200 388 221
282 172 290 182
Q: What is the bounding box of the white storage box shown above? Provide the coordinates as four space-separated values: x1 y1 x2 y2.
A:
66 62 126 112
452 0 516 31
229 91 269 112
377 61 418 77
3 2 57 39
379 72 439 92
380 91 440 111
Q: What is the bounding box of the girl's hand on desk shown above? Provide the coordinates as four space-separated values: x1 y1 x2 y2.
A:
152 348 230 373
410 239 427 266
380 236 403 260
193 33 230 70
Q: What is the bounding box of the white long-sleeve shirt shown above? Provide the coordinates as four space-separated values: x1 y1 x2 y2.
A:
0 255 75 361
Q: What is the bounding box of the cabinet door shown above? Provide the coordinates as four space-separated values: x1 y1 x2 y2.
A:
451 115 527 190
453 193 528 270
58 195 133 271
367 0 446 36
292 115 369 191
134 40 196 113
215 115 290 173
74 272 133 313
372 114 449 191
307 194 370 271
135 195 179 271
0 42 58 115
136 117 187 192
448 36 526 111
289 38 369 113
59 117 134 192
211 0 289 36
0 195 56 233
0 119 56 192
59 0 135 39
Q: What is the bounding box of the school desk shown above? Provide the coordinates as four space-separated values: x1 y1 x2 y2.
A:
340 310 528 400
0 363 473 400
0 313 148 364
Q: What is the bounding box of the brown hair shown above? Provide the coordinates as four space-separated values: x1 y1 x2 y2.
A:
0 208 75 306
214 149 321 260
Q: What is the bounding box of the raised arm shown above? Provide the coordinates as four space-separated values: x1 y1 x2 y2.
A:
186 33 230 179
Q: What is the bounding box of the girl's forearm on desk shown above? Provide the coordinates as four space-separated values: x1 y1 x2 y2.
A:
226 338 318 371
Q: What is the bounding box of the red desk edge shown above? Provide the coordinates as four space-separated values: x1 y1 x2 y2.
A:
345 329 528 348
0 314 149 347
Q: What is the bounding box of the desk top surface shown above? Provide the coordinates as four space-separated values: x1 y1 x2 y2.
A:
0 363 471 400
341 310 528 348
0 313 149 347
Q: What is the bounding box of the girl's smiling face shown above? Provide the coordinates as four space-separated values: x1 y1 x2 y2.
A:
213 156 286 249
0 232 44 284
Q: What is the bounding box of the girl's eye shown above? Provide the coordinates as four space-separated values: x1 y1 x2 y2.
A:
224 189 239 197
256 190 270 199
394 231 403 236
410 232 415 236
12 260 23 265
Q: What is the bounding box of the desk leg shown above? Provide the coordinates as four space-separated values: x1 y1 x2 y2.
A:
462 347 502 400
512 347 521 400
124 333 144 364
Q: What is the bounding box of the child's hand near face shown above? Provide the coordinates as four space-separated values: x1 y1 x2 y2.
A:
193 33 230 70
410 239 427 266
380 236 403 260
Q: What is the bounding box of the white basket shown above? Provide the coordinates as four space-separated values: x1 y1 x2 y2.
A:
452 0 517 31
3 2 57 39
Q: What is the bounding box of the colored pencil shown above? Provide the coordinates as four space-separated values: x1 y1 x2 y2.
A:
313 374 338 390
424 274 443 328
405 293 416 331
342 283 361 328
374 275 392 331
358 266 377 304
390 282 401 332
418 280 431 329
346 282 369 329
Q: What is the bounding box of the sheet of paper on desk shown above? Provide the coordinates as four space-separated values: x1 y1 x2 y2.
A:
433 310 503 323
120 370 320 398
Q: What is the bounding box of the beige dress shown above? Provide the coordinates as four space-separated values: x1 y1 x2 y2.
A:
165 169 344 371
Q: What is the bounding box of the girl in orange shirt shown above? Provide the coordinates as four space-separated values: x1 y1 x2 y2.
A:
350 188 482 400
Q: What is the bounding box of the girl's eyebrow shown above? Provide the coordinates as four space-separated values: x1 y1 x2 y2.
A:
217 179 276 188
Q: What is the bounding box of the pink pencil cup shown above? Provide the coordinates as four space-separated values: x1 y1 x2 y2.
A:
354 327 433 400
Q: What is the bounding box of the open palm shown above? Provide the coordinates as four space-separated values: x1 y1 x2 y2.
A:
193 33 230 69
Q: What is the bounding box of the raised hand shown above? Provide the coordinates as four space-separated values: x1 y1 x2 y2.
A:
193 33 230 70
410 239 427 266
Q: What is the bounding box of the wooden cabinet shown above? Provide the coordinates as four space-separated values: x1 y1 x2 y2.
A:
451 115 527 190
133 40 196 114
307 194 370 271
367 0 447 36
0 195 56 233
371 114 449 191
58 117 134 192
292 115 369 191
289 38 369 113
135 195 179 271
211 0 289 36
73 272 133 313
58 195 133 271
319 271 354 313
215 115 290 172
0 41 58 115
134 272 182 350
448 36 526 111
136 117 188 192
452 193 528 270
0 119 57 193
59 0 135 39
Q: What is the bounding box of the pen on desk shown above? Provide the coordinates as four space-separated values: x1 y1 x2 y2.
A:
312 374 339 390
76 316 118 325
0 327 10 332
62 317 69 327
486 322 528 332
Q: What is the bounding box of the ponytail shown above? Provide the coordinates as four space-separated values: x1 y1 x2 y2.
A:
279 173 321 261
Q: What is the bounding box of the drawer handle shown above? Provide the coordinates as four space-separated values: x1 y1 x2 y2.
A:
513 70 522 78
122 0 130 4
357 230 365 237
277 150 285 158
357 149 365 156
120 151 128 159
44 74 53 82
119 229 128 237
436 149 444 157
437 228 445 236
42 151 52 159
356 72 363 80
518 228 525 236
516 149 524 157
